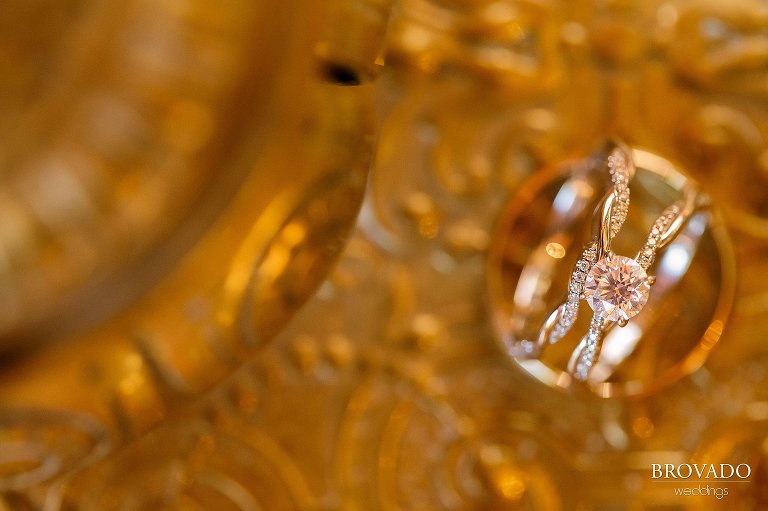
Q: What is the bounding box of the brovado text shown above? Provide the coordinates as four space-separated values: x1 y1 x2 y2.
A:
651 463 751 479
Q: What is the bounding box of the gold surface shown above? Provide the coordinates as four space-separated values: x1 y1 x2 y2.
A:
1 0 768 510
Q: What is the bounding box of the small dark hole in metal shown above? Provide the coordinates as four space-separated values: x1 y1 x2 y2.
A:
322 62 361 85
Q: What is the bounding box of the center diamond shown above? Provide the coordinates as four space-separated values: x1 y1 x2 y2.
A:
583 255 650 322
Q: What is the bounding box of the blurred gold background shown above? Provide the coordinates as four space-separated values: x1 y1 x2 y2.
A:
1 0 768 509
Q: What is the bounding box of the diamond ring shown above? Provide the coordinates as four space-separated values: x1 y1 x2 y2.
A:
487 140 734 395
535 143 710 381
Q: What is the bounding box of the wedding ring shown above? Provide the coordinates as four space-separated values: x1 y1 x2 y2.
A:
538 140 635 350
567 182 708 380
487 140 734 395
540 142 709 381
508 139 636 357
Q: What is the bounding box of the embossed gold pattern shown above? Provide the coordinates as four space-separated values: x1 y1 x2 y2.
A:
1 0 767 510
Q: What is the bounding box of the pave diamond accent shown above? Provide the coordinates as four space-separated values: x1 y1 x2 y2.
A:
636 200 684 270
574 315 605 380
607 148 632 238
584 255 650 322
547 242 598 344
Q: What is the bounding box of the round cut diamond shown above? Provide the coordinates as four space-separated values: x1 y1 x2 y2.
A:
583 255 650 322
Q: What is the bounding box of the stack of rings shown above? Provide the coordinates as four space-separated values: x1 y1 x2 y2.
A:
532 140 710 381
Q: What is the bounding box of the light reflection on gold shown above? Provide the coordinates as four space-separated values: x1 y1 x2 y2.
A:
403 191 440 239
497 470 526 501
632 416 655 439
545 242 566 259
479 445 528 502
